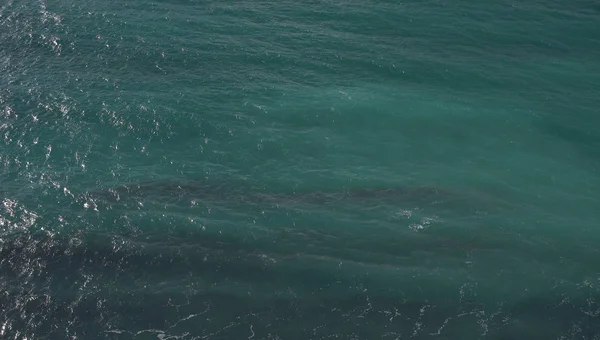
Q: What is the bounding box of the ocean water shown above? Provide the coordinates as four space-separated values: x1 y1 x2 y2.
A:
1 0 600 339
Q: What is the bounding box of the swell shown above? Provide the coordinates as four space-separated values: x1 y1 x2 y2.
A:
1 230 599 339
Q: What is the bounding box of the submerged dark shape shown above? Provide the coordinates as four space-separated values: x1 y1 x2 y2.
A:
84 179 507 212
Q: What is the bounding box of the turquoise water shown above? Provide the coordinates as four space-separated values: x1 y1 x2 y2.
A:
1 0 600 338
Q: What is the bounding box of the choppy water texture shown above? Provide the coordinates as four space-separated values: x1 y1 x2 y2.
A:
2 0 600 339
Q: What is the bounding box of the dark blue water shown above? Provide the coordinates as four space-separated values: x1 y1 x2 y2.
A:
1 0 600 338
